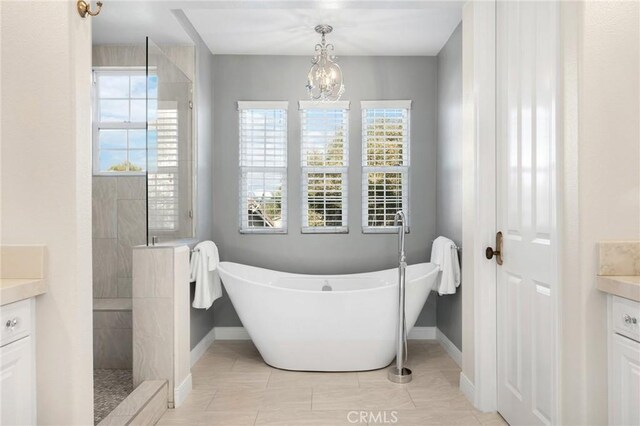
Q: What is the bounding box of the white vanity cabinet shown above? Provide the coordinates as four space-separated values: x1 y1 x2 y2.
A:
608 295 640 426
0 298 36 425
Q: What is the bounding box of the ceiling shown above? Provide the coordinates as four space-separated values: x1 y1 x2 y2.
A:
92 1 464 56
92 2 194 46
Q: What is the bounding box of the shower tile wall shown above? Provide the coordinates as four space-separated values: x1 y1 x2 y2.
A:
93 176 146 368
94 310 133 369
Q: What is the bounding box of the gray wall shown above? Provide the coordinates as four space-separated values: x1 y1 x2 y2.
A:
435 24 463 350
189 36 216 349
212 55 438 327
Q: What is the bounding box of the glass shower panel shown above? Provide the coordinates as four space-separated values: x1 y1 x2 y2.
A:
146 38 194 244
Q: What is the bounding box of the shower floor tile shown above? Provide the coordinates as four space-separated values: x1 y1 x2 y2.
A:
94 368 133 425
157 340 508 426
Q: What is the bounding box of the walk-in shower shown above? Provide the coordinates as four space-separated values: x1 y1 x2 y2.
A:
91 37 194 424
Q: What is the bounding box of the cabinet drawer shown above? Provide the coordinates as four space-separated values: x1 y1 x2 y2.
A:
613 296 640 343
1 299 32 347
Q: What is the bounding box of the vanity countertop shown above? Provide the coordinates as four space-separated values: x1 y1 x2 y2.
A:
597 275 640 302
1 278 47 306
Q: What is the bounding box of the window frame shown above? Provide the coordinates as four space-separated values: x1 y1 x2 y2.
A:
238 101 289 234
299 100 350 234
92 67 150 177
361 100 412 234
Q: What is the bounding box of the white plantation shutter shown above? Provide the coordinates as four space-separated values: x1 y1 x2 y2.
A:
238 101 288 233
148 103 179 231
300 101 349 233
361 100 411 232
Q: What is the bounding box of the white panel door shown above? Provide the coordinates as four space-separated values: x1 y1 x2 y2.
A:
496 1 558 425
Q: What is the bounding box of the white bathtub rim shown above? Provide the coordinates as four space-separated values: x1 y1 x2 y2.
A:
217 261 439 294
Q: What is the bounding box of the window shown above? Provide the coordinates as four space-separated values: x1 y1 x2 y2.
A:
92 69 157 174
238 101 288 233
300 101 350 233
361 100 411 232
93 68 180 233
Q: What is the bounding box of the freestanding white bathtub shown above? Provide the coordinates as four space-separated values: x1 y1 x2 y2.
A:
217 261 439 372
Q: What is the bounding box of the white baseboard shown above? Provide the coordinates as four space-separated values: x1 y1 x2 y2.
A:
174 374 192 408
408 326 437 340
436 328 462 367
190 327 216 367
459 371 476 406
214 326 250 340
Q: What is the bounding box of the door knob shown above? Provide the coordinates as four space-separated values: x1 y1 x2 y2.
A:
485 246 500 259
485 231 503 265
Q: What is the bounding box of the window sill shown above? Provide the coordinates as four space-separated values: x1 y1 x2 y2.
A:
239 229 288 235
362 226 411 234
301 227 349 234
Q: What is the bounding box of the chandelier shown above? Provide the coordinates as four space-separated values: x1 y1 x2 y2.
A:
306 25 345 102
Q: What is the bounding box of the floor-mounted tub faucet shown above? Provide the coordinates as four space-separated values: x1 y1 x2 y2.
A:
388 211 412 384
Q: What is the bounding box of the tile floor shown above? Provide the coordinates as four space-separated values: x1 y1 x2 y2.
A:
94 368 134 424
157 340 508 426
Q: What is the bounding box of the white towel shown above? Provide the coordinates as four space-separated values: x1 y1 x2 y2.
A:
190 241 222 309
430 236 461 295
